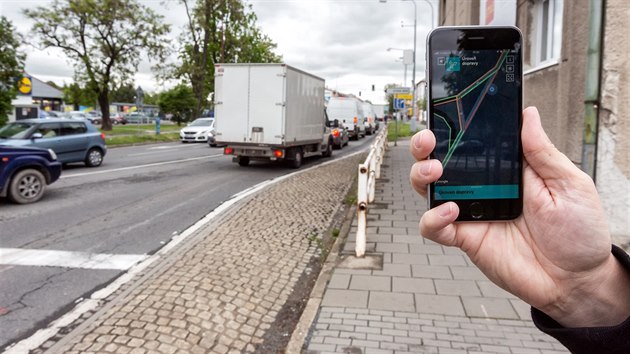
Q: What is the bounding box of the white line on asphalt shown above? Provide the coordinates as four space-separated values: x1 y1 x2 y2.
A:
127 144 207 156
5 148 368 354
60 154 223 179
0 248 147 270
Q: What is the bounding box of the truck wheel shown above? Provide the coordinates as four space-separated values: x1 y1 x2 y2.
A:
238 157 250 167
290 150 302 169
322 140 333 157
8 169 47 204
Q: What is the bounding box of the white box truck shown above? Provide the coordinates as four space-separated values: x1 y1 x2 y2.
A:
214 64 333 168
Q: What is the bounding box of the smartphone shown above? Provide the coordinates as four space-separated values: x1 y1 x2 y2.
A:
426 26 523 221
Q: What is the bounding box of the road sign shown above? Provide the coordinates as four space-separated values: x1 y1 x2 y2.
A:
394 93 413 100
394 98 405 110
386 87 411 95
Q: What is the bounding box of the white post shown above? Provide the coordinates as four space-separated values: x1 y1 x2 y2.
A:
356 162 369 257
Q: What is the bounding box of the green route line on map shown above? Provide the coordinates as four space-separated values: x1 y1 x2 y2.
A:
434 113 452 149
437 50 510 167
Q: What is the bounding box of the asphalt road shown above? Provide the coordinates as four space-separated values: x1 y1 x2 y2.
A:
0 134 377 350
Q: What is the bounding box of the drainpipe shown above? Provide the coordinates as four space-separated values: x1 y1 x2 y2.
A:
581 0 605 181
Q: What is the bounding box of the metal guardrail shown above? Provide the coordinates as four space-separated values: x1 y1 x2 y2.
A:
355 127 388 257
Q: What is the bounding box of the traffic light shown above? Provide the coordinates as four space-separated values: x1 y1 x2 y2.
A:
372 84 375 91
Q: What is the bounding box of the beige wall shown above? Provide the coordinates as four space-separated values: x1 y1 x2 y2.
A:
598 0 630 245
439 0 479 26
518 1 589 165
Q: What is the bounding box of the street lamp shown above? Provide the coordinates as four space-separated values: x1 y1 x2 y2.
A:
388 48 413 87
379 0 435 121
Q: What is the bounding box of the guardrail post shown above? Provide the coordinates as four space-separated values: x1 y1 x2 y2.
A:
355 128 388 258
356 163 369 257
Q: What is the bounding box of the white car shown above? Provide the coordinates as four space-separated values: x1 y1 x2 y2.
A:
179 118 215 143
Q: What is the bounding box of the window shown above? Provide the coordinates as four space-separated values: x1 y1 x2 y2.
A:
528 0 563 70
34 123 61 138
60 122 87 136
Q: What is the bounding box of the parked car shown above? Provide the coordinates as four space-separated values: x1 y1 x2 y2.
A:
0 118 107 167
329 119 349 149
65 111 101 125
0 146 62 204
110 113 128 125
39 110 62 118
180 117 215 143
125 112 152 124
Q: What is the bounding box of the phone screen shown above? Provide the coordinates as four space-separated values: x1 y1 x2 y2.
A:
427 27 523 221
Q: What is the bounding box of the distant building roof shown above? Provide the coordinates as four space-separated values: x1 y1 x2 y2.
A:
30 75 63 99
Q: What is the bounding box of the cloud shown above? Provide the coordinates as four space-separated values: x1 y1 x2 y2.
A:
3 0 438 102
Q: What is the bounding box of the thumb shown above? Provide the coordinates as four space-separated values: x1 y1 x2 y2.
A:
521 106 582 180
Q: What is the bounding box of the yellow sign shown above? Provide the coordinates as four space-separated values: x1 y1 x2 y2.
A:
18 76 32 95
394 93 413 100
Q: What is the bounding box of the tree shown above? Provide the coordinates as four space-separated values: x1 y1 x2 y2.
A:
172 0 281 119
110 83 137 103
24 0 170 130
157 84 196 125
0 17 25 126
63 82 97 110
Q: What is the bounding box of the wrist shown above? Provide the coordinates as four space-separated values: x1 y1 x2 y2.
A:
542 252 630 328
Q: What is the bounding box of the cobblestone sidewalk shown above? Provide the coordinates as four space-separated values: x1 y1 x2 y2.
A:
34 154 364 354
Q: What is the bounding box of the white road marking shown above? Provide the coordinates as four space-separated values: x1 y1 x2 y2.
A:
127 144 206 156
0 248 147 270
61 154 223 179
5 149 367 354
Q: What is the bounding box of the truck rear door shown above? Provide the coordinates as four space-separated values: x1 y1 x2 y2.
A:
215 65 249 143
248 66 284 145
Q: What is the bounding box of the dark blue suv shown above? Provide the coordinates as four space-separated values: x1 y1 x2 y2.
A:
0 146 62 204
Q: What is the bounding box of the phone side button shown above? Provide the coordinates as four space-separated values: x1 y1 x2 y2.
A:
470 202 484 219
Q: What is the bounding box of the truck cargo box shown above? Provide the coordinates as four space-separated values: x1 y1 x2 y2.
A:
214 64 326 147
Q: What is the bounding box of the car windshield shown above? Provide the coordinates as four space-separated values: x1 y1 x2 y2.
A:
189 119 213 127
0 122 34 139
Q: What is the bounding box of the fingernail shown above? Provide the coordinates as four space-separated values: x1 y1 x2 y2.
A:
420 160 433 176
413 131 425 149
438 203 452 218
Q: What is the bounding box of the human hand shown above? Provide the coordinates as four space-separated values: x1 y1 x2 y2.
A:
410 106 630 328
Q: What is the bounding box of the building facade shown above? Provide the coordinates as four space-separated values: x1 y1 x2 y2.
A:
437 0 629 244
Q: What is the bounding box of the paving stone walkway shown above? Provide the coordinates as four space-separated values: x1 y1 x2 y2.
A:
34 153 364 354
305 140 569 354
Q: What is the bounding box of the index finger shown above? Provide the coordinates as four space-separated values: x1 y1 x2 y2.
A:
409 129 436 161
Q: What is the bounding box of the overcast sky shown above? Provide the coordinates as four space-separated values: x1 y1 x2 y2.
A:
0 0 437 104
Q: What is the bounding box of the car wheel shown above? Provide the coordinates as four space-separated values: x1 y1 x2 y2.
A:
85 148 103 167
112 120 119 125
238 157 250 167
8 169 46 204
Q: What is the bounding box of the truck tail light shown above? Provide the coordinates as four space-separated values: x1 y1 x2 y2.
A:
332 129 340 138
273 150 284 158
224 147 234 155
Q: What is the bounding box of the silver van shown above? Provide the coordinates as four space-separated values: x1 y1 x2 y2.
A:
326 97 365 140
